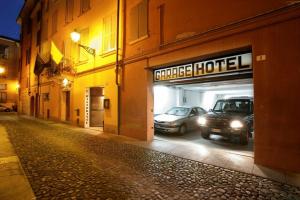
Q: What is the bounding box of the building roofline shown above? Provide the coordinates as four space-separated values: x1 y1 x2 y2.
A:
16 1 26 24
16 0 38 24
0 35 20 43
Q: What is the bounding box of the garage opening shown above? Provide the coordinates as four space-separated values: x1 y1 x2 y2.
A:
153 51 254 157
154 79 254 157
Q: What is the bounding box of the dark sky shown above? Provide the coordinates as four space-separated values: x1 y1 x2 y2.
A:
0 0 24 40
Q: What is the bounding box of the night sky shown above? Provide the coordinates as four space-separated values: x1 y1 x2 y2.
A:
0 0 24 40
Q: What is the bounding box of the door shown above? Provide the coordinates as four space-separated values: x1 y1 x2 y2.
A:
90 87 104 127
187 108 199 130
30 96 34 116
65 91 70 121
35 93 39 117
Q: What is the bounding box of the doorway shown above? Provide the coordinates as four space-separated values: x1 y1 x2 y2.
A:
61 91 71 121
89 87 104 127
65 91 70 121
30 96 34 116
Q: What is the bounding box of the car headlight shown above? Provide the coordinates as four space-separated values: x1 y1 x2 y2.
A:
230 120 243 129
198 117 207 126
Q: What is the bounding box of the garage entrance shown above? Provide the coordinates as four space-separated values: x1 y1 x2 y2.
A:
153 51 254 157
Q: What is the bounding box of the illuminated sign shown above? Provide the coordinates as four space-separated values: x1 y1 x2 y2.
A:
154 53 252 82
84 88 90 128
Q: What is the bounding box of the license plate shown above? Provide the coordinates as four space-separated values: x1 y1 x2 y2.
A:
211 128 221 133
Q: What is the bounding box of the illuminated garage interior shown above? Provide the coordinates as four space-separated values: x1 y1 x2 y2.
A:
153 78 254 156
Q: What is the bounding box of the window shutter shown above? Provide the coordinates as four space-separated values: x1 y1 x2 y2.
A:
138 0 148 38
81 0 90 13
52 10 58 34
129 6 139 41
79 28 89 61
66 0 74 23
103 15 116 52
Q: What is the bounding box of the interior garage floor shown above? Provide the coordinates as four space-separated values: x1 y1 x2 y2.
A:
154 130 254 157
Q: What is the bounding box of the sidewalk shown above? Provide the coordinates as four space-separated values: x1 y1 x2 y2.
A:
0 125 35 200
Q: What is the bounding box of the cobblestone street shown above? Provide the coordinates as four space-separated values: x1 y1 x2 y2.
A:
1 113 299 200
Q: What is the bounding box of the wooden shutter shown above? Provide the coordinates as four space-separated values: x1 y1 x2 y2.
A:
79 28 89 61
66 0 74 23
138 0 148 38
129 5 139 41
52 10 58 34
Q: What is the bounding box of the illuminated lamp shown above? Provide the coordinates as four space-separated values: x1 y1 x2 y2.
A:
0 67 5 74
70 30 95 56
70 31 80 43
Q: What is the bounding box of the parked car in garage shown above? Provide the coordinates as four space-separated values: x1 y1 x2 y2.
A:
154 106 207 134
198 97 254 145
0 105 12 112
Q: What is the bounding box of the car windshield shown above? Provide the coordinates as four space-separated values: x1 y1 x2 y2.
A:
166 107 190 116
213 99 250 113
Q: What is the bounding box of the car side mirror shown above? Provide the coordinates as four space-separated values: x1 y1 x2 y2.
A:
189 113 195 117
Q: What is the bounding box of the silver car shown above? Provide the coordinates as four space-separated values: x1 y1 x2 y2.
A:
154 106 207 134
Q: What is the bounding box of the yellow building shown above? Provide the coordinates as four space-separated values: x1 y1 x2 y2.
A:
0 36 19 110
17 0 122 133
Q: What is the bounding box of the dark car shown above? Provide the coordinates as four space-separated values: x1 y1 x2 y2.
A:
0 105 11 112
198 97 254 145
154 106 207 135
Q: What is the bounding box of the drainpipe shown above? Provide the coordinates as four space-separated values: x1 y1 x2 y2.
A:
116 0 121 135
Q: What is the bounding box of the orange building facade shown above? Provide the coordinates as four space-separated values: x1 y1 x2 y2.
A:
0 36 19 110
18 0 300 172
18 0 121 133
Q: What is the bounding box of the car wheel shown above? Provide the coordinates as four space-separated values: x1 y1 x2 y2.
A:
240 131 249 145
178 124 187 135
201 130 210 139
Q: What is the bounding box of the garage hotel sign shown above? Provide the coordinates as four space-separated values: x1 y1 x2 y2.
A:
154 53 252 82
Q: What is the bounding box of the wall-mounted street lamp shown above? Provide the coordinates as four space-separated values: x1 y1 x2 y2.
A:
70 31 96 56
0 67 5 74
62 78 69 87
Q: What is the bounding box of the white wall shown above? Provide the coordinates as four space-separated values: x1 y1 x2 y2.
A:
153 86 180 114
153 85 253 114
182 90 202 107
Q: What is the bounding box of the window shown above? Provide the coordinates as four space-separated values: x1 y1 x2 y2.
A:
80 0 90 14
197 107 206 115
52 10 58 35
65 0 74 23
78 28 89 62
103 15 116 53
0 45 9 59
26 48 31 64
0 84 7 90
0 92 7 103
129 0 148 42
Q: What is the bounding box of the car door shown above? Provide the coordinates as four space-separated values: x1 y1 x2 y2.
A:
188 108 199 130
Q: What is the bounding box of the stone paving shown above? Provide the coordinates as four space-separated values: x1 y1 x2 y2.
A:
1 113 300 200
